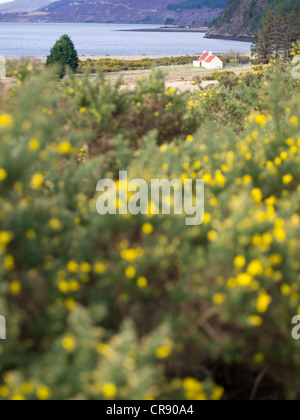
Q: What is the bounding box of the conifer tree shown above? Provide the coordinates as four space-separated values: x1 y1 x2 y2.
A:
46 35 79 78
273 11 289 58
252 10 275 64
288 8 300 44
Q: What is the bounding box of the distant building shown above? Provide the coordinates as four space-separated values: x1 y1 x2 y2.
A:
193 51 223 69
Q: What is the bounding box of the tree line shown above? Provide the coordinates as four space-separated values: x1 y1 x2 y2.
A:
252 7 300 63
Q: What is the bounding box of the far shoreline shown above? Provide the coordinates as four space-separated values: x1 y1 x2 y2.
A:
118 27 254 43
118 27 208 34
205 34 254 43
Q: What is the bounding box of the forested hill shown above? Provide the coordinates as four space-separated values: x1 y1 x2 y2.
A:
206 0 300 40
0 0 228 24
168 0 228 11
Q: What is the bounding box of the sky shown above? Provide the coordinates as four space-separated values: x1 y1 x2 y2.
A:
0 0 14 3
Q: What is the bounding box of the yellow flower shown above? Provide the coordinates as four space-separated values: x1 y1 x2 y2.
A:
49 218 62 231
59 141 72 154
213 294 225 305
137 276 148 289
65 298 76 310
183 378 202 394
234 255 246 268
248 315 263 327
28 138 40 151
247 260 264 276
125 266 136 279
142 223 154 235
251 188 263 204
0 231 13 249
22 383 34 395
207 230 218 242
156 345 172 359
254 353 264 363
274 221 286 242
211 386 224 401
0 114 13 128
69 280 80 292
203 213 211 224
36 386 51 401
80 262 91 273
243 175 253 184
274 157 282 166
26 229 36 240
62 336 76 353
4 254 15 271
30 173 44 190
10 280 21 295
209 197 218 206
0 168 8 181
94 262 107 274
101 383 117 398
195 393 207 400
0 385 10 398
281 284 292 296
58 281 69 293
121 249 139 262
237 273 253 287
203 173 212 184
67 260 79 273
290 116 299 127
160 145 167 152
186 135 194 142
11 394 26 401
282 174 293 184
257 292 272 313
261 233 273 247
269 254 283 266
256 114 266 127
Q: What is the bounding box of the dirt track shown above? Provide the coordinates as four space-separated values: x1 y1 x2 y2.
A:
104 64 252 91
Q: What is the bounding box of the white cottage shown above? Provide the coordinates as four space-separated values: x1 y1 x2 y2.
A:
193 51 223 69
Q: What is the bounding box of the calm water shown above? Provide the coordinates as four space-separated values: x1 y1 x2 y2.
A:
0 23 252 58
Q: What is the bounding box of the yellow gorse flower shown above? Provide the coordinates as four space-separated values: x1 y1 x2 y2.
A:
0 114 13 128
101 383 117 398
30 173 44 190
0 168 8 181
257 292 272 313
62 336 76 353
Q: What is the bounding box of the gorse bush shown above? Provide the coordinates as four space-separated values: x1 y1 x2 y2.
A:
0 58 300 400
78 56 193 74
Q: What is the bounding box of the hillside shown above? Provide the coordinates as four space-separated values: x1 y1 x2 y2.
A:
0 0 227 24
206 0 300 40
0 0 51 13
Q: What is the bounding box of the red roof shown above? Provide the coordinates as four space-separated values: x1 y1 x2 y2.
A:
205 55 217 63
199 52 209 62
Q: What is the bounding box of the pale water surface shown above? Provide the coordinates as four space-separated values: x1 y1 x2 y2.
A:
0 23 252 58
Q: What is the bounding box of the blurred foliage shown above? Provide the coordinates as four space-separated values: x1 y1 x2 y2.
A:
0 56 300 400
